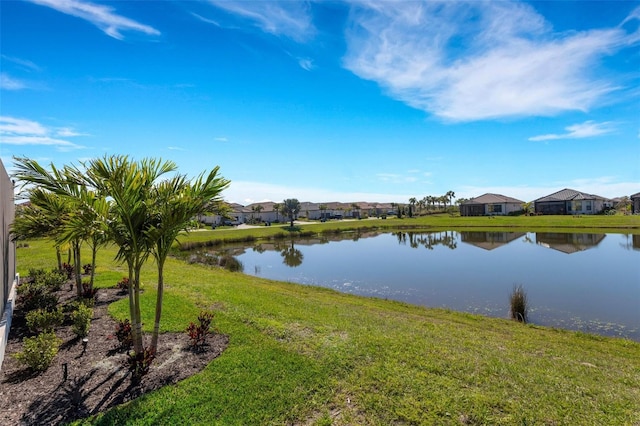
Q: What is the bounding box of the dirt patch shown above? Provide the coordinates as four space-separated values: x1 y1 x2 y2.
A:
0 286 228 425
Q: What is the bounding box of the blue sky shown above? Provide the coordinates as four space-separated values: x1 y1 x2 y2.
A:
1 0 639 204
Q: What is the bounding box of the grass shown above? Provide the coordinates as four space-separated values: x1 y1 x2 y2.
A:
176 214 640 249
14 225 640 425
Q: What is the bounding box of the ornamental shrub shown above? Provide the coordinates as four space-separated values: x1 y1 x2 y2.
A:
71 303 93 338
114 319 133 350
26 308 64 333
186 311 215 352
14 332 61 372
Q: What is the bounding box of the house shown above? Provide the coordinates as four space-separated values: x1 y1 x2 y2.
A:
459 193 524 216
534 188 609 215
631 192 640 214
0 158 17 370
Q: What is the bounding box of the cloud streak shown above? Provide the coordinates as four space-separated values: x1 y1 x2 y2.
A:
529 121 616 141
0 116 85 151
1 73 27 90
27 0 160 40
206 0 314 42
343 1 640 121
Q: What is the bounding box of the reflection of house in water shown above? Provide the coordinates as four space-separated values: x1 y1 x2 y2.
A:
633 235 640 250
535 233 606 254
459 232 526 250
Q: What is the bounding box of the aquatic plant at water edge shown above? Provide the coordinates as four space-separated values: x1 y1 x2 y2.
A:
510 284 528 323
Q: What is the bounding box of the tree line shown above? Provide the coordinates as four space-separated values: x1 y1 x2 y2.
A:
405 191 457 217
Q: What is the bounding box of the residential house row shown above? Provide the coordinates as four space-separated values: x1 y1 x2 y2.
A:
200 188 640 224
199 201 399 225
460 188 640 217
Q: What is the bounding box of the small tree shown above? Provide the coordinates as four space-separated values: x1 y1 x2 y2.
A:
282 198 301 228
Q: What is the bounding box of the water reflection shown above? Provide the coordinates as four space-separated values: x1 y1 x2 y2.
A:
535 233 606 254
459 231 526 250
280 240 304 267
394 231 457 250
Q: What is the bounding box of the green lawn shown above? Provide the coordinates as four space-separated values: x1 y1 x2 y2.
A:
178 214 640 248
15 219 640 425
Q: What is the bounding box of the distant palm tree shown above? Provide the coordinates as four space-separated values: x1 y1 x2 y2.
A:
408 197 417 217
282 198 301 227
273 203 281 222
445 191 456 209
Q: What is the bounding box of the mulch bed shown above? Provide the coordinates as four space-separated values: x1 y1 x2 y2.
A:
0 285 228 425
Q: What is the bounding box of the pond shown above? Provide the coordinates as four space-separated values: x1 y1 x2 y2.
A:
196 231 640 341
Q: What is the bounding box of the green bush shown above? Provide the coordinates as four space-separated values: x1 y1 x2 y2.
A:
17 281 59 312
14 332 61 372
71 303 93 338
26 308 64 333
28 268 66 291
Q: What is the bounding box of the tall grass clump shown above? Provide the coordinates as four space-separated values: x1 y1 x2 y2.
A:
509 284 528 323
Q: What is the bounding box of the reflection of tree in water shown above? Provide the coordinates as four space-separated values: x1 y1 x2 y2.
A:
280 240 304 267
394 231 457 250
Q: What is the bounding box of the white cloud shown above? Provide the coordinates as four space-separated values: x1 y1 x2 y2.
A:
167 146 185 151
214 137 228 142
1 55 41 72
0 116 85 151
1 73 27 90
529 121 616 141
343 1 639 121
298 57 314 71
56 127 89 137
206 0 314 42
0 116 47 135
28 0 160 40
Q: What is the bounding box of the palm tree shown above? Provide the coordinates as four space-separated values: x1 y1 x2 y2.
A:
146 168 229 352
273 203 281 222
12 158 97 296
82 155 177 355
417 198 425 216
282 198 301 227
445 191 456 209
11 190 69 270
253 204 264 223
408 197 417 218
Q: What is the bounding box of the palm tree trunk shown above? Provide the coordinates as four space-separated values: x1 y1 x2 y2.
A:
150 259 165 352
133 265 144 353
127 261 142 354
89 244 97 290
73 241 82 297
56 247 62 271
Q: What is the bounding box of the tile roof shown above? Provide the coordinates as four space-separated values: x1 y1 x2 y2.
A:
534 188 608 203
461 193 524 205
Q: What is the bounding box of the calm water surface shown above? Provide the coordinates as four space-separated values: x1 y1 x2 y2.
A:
211 231 640 340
